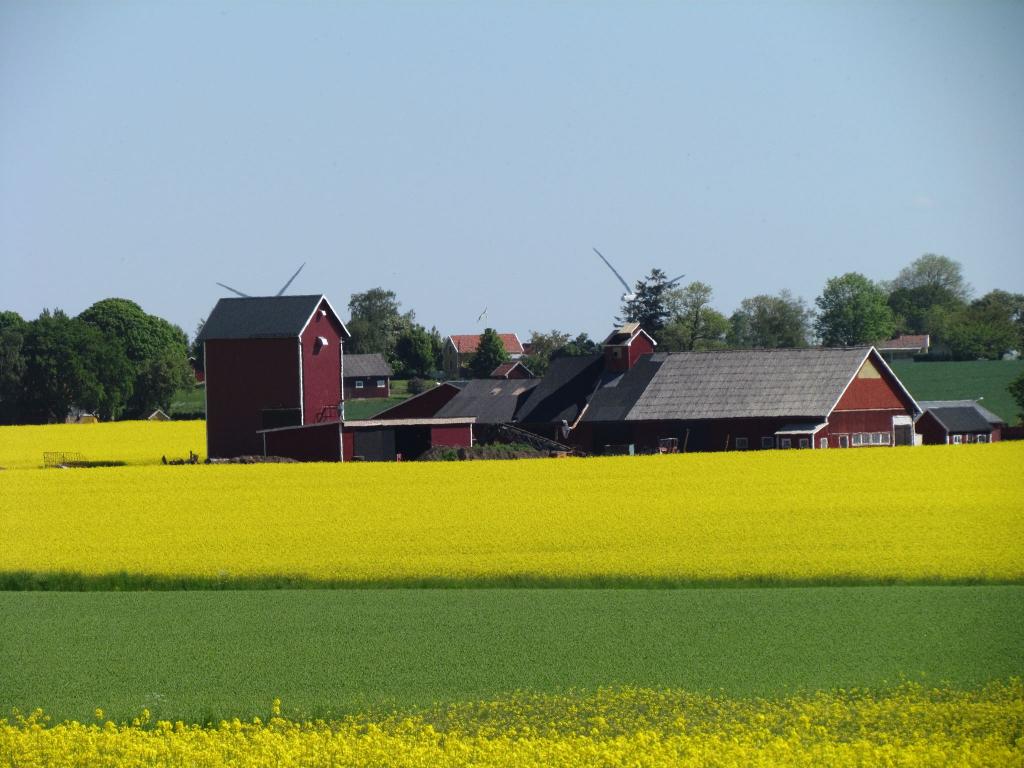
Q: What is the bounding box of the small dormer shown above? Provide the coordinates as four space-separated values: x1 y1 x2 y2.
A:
601 322 657 372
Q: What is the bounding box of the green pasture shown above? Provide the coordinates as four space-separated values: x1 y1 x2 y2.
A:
2 586 1019 723
890 359 1023 423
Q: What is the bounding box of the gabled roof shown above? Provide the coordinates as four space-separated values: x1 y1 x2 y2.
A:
601 323 656 347
197 295 349 342
448 333 525 355
918 400 1005 426
515 354 605 424
344 353 394 378
491 361 534 378
434 378 540 424
623 347 874 422
582 356 665 422
877 334 930 351
922 405 993 433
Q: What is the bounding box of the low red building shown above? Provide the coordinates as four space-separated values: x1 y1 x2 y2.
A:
443 332 525 378
601 323 656 373
198 294 349 459
491 361 534 379
915 400 1004 444
373 382 464 420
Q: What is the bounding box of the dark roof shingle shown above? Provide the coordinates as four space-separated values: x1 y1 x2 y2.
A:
515 354 605 424
923 405 994 433
624 347 872 421
344 353 394 378
197 295 338 341
434 378 540 424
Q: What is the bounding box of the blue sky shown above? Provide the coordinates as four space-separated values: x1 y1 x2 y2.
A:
1 1 1022 341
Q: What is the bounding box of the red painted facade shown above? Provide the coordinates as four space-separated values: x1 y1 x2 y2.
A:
603 331 656 373
205 337 301 458
430 424 473 447
343 377 390 400
262 423 343 462
301 300 345 423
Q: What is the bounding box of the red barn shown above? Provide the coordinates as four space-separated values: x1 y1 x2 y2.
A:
915 400 1005 444
520 345 921 454
198 294 350 458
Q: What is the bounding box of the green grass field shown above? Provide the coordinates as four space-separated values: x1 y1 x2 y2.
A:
890 359 1023 423
168 385 205 416
2 586 1020 723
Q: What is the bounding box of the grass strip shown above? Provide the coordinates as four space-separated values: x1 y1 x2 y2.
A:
1 586 1020 723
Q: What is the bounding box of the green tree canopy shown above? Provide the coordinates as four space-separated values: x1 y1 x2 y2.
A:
618 269 674 336
78 298 191 417
888 253 972 302
1009 370 1024 425
346 288 415 365
469 327 509 378
727 291 812 348
940 291 1023 360
522 330 572 377
886 284 965 337
393 324 436 378
814 273 895 346
0 311 27 424
659 282 729 352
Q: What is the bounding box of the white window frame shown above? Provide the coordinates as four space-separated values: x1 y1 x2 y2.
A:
355 380 365 389
819 437 828 449
779 438 792 449
839 435 849 448
952 434 962 444
761 437 774 449
735 437 748 450
376 379 386 389
798 438 809 449
881 432 891 445
977 434 989 443
851 433 862 446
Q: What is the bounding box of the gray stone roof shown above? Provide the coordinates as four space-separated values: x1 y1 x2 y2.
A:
344 353 394 378
921 405 995 433
918 400 1005 426
197 295 340 341
624 347 873 421
434 378 540 424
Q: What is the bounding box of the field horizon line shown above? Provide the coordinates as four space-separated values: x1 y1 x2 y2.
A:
2 571 1021 591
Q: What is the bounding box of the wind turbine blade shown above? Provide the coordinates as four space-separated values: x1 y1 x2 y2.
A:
667 273 687 286
216 282 250 298
593 248 633 294
276 263 306 296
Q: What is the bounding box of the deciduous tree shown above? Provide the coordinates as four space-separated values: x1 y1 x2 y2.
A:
469 327 509 378
814 273 895 346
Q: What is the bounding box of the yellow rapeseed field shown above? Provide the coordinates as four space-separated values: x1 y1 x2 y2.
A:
3 683 1022 768
0 420 204 470
1 432 1021 583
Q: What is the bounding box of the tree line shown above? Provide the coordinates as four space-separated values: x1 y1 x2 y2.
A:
614 254 1022 362
0 300 192 425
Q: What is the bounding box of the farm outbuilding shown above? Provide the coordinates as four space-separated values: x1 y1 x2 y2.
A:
915 400 1005 444
197 294 350 459
443 333 525 378
343 353 394 400
372 382 464 420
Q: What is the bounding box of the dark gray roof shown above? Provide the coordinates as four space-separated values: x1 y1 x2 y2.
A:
582 356 665 422
197 295 339 341
434 378 540 424
923 406 993 433
344 353 393 378
918 400 1005 426
515 354 604 424
624 347 873 421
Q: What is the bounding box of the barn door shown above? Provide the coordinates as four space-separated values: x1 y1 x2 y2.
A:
893 415 914 446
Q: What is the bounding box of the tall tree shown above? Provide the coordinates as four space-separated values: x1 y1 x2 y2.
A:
78 298 191 417
522 330 572 377
619 269 673 335
815 273 895 346
469 327 509 378
727 291 812 348
347 288 414 364
1009 370 1024 425
886 284 965 336
941 291 1022 360
888 253 972 302
393 324 436 378
0 311 27 424
659 282 729 351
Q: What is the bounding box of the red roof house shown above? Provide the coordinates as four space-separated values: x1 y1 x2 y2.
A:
443 332 525 378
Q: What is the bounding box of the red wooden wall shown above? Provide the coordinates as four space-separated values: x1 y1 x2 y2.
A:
205 338 300 458
301 300 345 424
